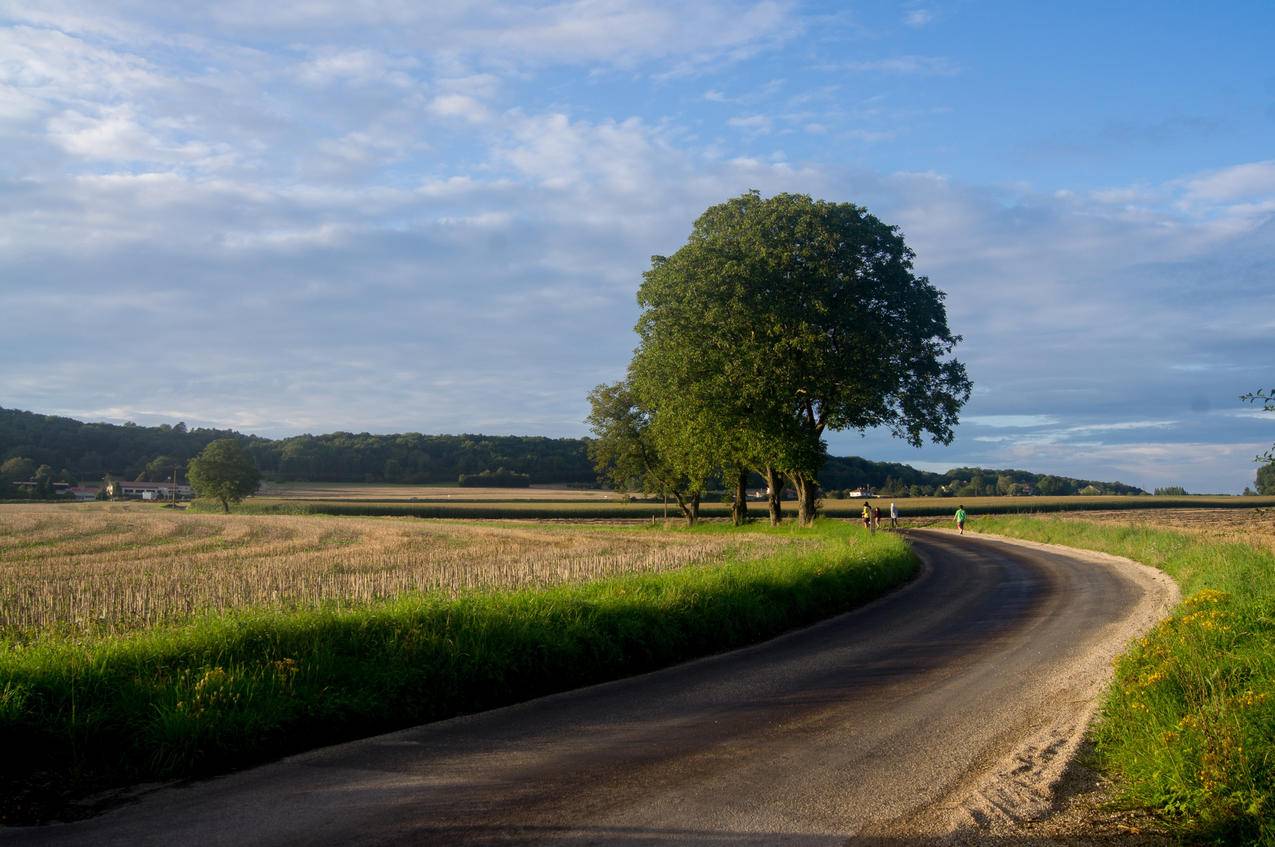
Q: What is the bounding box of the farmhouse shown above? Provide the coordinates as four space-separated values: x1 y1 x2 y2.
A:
104 480 195 500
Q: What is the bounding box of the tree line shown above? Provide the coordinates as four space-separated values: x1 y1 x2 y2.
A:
0 407 593 487
0 404 1162 502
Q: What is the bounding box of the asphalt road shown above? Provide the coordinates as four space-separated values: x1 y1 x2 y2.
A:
4 530 1171 846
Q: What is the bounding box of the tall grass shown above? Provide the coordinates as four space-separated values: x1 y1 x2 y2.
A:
971 516 1275 846
0 519 914 823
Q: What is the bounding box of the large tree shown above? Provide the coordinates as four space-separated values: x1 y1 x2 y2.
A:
632 191 971 525
187 438 261 513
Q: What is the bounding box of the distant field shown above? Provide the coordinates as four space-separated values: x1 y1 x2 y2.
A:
1053 507 1275 554
232 493 1275 520
258 481 624 501
0 503 812 636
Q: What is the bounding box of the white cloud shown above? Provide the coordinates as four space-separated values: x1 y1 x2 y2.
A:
1182 160 1275 203
428 93 491 123
840 55 959 76
965 415 1060 428
903 9 933 28
728 113 773 133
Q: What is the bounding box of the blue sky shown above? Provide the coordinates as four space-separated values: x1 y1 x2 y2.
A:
1 1 1272 492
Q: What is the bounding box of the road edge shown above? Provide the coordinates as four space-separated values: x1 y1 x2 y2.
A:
909 528 1180 841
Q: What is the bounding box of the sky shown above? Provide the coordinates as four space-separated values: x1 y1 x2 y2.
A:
0 1 1272 493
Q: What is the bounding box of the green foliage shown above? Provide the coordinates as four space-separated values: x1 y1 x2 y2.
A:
0 522 915 822
1256 463 1275 496
628 191 971 525
586 381 706 524
971 517 1275 845
187 439 262 513
456 468 531 487
0 406 594 485
0 457 34 482
1 406 1146 495
1155 486 1190 496
1241 389 1274 463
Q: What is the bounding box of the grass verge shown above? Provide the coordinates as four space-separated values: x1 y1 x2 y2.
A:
970 516 1275 846
0 520 914 824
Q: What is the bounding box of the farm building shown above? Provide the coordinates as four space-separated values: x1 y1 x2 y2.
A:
104 480 195 500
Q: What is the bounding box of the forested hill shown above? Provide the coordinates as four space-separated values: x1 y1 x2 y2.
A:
0 407 595 485
0 406 1144 494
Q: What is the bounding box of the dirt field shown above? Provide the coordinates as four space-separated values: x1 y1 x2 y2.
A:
0 503 811 636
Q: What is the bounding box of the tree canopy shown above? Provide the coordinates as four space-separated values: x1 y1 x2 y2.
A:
187 438 262 513
618 190 972 525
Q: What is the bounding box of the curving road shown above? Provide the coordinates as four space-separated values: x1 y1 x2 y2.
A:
4 530 1175 846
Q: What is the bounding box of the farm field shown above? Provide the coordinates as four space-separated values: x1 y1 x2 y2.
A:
1052 506 1275 554
0 502 914 822
0 503 813 637
229 492 1275 521
258 481 625 501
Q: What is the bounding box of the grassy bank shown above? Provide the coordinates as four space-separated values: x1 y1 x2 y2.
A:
0 520 914 823
971 517 1275 845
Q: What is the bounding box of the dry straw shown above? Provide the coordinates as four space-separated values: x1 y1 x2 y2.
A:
0 504 810 635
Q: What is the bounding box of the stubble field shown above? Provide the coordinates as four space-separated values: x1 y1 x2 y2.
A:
0 503 812 637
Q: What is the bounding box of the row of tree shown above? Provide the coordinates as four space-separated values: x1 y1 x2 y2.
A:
588 191 972 526
0 407 593 485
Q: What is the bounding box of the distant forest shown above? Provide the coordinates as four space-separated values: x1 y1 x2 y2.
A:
0 406 1146 495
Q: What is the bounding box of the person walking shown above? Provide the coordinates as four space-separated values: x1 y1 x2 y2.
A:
889 500 898 529
862 501 873 533
954 504 968 535
872 505 881 531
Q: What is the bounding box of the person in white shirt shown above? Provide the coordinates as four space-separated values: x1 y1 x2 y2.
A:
889 501 898 529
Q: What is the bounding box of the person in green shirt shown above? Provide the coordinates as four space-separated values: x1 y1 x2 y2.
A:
954 505 968 534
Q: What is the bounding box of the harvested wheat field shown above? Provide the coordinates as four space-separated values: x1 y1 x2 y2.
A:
0 503 811 637
1054 507 1275 553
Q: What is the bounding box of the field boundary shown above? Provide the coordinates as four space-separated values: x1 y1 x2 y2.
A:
199 494 1275 521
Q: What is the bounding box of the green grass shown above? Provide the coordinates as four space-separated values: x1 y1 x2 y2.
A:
0 520 914 823
970 516 1275 846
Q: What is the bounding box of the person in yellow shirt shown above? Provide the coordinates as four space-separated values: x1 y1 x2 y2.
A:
862 502 873 533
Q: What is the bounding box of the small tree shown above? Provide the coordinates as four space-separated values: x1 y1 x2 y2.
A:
1257 462 1275 496
0 457 35 483
586 381 707 526
187 439 261 513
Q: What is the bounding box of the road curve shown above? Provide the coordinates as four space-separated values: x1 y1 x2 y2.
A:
4 530 1175 847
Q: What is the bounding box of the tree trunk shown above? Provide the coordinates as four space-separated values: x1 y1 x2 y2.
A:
731 469 749 526
673 491 701 527
763 465 783 526
791 472 820 527
220 497 230 514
